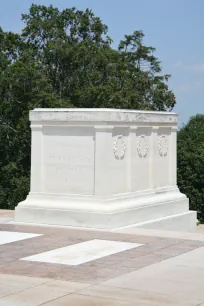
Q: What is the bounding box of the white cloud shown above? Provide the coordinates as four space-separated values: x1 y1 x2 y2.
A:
178 84 191 92
174 61 204 73
176 81 203 93
189 63 204 72
194 81 202 88
174 61 183 68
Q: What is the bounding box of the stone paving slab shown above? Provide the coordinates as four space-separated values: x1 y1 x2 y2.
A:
0 210 14 219
1 223 203 284
0 221 204 305
41 293 133 306
114 224 204 241
0 274 51 298
0 279 91 306
77 284 196 306
101 247 204 305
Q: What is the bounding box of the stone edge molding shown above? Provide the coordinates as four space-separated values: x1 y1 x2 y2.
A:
29 108 178 124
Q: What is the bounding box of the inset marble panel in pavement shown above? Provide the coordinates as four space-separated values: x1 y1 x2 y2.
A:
0 223 204 285
20 239 143 266
0 231 42 245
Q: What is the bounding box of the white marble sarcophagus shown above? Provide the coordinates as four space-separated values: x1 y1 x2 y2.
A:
15 109 197 231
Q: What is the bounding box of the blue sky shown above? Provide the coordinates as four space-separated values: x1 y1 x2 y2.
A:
0 0 203 125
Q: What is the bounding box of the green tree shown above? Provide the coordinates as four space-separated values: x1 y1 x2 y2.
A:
177 114 204 222
0 4 176 209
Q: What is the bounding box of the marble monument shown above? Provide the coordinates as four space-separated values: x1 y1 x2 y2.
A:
15 109 197 231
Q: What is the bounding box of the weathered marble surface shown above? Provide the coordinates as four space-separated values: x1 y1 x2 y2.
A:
15 108 196 231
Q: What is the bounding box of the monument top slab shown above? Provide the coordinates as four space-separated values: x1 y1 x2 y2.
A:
30 108 178 124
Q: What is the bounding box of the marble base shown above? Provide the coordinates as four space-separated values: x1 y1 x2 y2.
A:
122 211 197 232
15 188 196 231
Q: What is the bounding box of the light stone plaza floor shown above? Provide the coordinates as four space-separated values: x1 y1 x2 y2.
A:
1 210 204 305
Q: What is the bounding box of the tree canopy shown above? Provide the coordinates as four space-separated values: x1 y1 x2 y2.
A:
0 4 176 209
177 114 204 222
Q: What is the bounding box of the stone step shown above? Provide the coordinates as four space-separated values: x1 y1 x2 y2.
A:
119 211 197 232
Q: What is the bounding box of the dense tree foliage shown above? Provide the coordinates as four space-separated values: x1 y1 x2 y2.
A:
177 114 204 222
0 4 176 209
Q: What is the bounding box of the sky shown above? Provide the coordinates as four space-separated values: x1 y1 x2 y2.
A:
0 0 204 126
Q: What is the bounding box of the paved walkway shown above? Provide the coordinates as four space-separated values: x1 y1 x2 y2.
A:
0 210 204 305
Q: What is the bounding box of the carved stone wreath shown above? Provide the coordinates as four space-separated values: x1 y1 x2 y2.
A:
158 134 168 157
137 134 148 158
113 135 126 159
